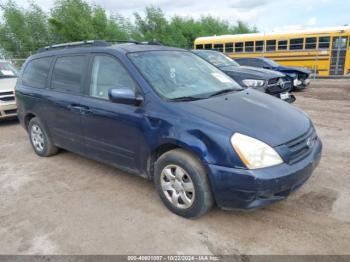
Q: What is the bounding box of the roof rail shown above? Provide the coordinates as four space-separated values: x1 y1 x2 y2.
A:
110 40 163 46
37 40 110 53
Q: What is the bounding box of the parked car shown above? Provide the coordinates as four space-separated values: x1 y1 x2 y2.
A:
16 41 322 218
235 57 311 91
0 60 18 119
193 50 295 103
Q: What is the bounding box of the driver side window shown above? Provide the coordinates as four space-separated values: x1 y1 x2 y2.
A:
90 55 136 99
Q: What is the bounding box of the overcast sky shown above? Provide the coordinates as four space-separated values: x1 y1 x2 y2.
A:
4 0 349 32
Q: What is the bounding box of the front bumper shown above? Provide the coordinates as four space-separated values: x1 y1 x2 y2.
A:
206 138 322 210
0 102 17 119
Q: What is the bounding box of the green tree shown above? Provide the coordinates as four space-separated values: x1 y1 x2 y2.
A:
232 21 258 34
0 1 50 58
133 6 170 43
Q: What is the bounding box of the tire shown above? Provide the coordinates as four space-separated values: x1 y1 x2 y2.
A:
154 149 214 219
28 117 58 157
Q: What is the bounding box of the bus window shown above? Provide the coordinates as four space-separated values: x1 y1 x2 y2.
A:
278 40 288 50
235 42 243 52
318 36 330 49
214 44 224 52
266 40 276 51
255 41 264 52
245 41 254 52
305 37 317 49
290 38 304 50
225 43 234 52
195 44 203 49
204 44 212 50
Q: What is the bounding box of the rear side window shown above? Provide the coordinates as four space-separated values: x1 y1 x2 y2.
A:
225 43 233 52
266 40 276 51
245 41 254 52
318 36 330 49
278 40 288 50
235 42 243 52
90 55 136 99
305 37 317 49
290 38 304 50
22 57 51 88
213 44 223 52
255 41 264 52
195 44 203 49
204 44 212 50
51 55 87 93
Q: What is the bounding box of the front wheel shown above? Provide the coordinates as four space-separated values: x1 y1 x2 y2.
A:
154 149 214 218
28 117 58 157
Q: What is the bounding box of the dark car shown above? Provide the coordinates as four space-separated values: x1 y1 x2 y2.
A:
235 57 312 91
193 50 295 103
15 41 322 218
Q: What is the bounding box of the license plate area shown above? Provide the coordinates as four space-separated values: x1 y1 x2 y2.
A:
280 92 290 100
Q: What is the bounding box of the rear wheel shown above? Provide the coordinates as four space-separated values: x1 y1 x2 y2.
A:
28 117 58 157
154 149 214 218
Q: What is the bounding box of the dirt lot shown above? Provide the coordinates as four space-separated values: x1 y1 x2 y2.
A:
0 79 349 255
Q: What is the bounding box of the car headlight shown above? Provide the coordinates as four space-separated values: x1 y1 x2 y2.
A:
242 79 265 88
231 133 283 169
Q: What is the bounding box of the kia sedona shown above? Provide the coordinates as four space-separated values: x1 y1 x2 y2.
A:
193 50 295 103
16 41 322 218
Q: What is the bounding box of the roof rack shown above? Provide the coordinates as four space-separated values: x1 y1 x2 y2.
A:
110 40 163 46
37 39 163 53
37 40 111 53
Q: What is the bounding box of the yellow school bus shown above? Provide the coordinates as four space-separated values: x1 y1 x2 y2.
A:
194 26 350 77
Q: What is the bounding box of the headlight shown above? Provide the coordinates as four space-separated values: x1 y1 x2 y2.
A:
231 133 283 169
242 79 265 88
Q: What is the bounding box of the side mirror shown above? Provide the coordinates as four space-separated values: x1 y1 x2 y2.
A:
108 88 143 106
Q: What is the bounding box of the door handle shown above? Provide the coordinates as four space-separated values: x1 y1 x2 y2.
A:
67 104 82 113
67 104 91 114
79 105 91 115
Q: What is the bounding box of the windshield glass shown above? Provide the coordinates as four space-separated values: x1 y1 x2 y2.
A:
195 51 240 68
0 62 18 78
262 58 280 67
129 51 242 100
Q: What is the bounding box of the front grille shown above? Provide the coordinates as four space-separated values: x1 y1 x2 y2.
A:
4 109 17 115
267 77 291 94
0 91 13 96
268 78 279 85
0 91 15 102
0 96 15 102
284 126 317 164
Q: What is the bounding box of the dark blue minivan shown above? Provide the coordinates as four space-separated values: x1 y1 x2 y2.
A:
15 41 322 218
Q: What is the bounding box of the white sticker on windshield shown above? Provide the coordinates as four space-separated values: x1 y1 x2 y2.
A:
1 70 15 76
211 73 231 83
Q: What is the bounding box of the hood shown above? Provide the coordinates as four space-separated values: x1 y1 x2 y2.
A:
176 89 310 147
274 65 311 75
0 78 17 91
221 65 284 80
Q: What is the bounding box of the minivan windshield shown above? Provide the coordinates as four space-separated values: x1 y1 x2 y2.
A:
129 51 242 100
0 61 18 78
194 51 240 69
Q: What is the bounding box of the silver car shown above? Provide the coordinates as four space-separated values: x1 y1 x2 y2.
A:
0 60 18 119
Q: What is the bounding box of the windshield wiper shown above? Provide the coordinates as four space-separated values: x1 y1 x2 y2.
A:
170 96 205 102
207 88 242 98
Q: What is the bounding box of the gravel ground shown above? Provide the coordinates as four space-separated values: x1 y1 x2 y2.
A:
0 79 349 255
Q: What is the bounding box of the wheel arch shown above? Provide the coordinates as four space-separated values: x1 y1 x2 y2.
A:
146 138 209 180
